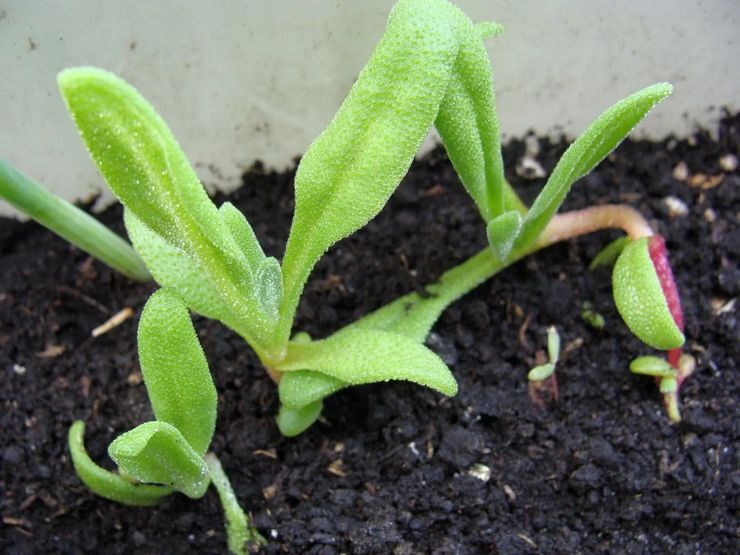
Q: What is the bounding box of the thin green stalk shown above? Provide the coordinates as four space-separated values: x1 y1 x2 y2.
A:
0 160 151 281
205 453 265 555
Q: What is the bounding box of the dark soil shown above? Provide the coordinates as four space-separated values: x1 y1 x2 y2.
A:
1 114 738 555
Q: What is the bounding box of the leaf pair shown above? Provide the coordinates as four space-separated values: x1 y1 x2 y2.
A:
58 68 281 356
69 289 217 502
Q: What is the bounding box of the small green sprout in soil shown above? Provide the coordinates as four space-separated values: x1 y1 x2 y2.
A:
0 0 692 551
528 326 561 407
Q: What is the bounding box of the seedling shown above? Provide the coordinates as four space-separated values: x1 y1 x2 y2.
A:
69 289 265 552
1 0 691 548
528 326 561 407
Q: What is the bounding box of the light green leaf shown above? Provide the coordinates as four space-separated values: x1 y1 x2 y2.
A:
516 83 673 249
276 400 324 437
68 421 172 506
486 211 522 260
276 328 458 397
108 421 210 499
125 210 240 330
436 13 506 221
138 289 217 454
58 67 269 348
277 0 463 347
255 257 282 320
612 237 684 350
219 202 265 272
0 160 150 281
279 370 346 409
629 355 675 378
528 363 555 382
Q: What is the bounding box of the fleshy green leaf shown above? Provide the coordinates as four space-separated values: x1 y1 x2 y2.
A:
276 400 324 437
659 376 678 393
589 236 630 269
125 210 240 330
68 421 172 506
219 202 265 272
278 0 463 346
108 421 210 499
612 237 684 350
138 289 217 454
0 160 150 281
276 328 458 397
279 370 346 409
486 211 522 260
58 67 270 348
528 363 555 382
436 13 506 221
629 355 675 378
516 83 673 249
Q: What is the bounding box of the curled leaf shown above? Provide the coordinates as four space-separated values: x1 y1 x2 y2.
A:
276 401 324 438
108 421 210 499
68 421 171 506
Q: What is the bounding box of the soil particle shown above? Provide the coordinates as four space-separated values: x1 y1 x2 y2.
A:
1 115 738 553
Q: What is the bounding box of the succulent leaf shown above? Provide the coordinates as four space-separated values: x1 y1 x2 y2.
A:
613 237 684 350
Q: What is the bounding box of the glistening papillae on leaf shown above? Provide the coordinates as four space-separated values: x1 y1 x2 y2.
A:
108 421 210 499
138 288 217 455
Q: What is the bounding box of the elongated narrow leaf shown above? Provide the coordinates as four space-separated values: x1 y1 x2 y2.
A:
58 68 268 346
276 400 324 437
0 160 151 281
108 421 210 499
589 236 629 269
436 15 506 221
278 0 462 344
486 211 522 260
275 328 457 397
279 370 346 409
138 289 217 454
516 83 673 248
125 211 240 331
219 202 265 272
68 421 172 506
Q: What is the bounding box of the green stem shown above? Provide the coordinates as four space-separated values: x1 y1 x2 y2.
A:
204 453 266 554
0 160 151 281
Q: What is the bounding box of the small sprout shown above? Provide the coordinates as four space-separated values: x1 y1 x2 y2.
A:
580 301 605 330
528 327 561 407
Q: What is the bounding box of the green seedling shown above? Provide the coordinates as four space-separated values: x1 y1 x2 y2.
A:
528 326 561 407
581 301 606 330
69 289 264 553
1 0 692 545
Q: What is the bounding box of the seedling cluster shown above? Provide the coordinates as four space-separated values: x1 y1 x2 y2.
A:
0 0 692 552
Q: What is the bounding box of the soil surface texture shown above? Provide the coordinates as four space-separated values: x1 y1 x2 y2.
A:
1 114 738 554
